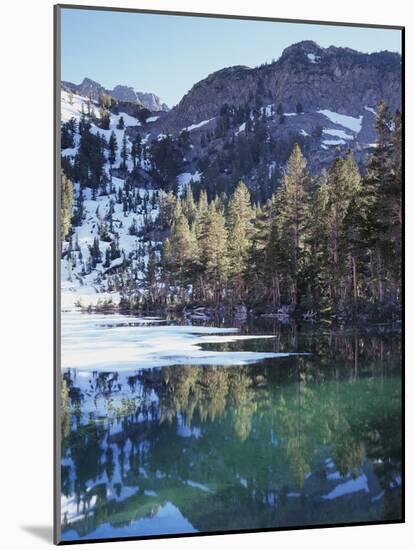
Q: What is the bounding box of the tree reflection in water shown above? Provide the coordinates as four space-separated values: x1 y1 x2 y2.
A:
61 323 402 540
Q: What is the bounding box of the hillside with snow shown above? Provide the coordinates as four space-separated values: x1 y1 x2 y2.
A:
60 40 401 311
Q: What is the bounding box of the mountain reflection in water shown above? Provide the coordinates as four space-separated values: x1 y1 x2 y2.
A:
60 317 402 541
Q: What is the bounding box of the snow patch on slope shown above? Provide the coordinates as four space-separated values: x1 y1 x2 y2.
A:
317 109 363 133
177 171 202 195
235 122 246 136
322 139 346 146
307 53 320 63
323 128 353 141
183 118 215 132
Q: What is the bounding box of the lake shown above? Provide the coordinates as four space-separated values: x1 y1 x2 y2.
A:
60 311 402 541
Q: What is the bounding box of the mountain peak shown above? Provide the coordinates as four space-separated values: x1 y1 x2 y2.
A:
80 77 102 86
280 40 322 59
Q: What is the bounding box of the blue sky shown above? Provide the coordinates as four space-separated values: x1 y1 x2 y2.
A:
61 7 402 107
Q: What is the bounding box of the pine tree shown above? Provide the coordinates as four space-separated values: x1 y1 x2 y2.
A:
199 202 229 304
99 92 112 109
120 133 128 171
306 169 332 309
364 101 402 303
150 135 182 190
326 151 361 306
77 129 105 189
99 107 110 130
160 239 172 302
89 236 102 268
116 116 125 130
61 121 75 149
227 181 253 301
170 211 199 298
182 185 197 225
130 135 141 170
61 171 73 242
110 238 120 261
246 202 270 304
104 247 111 268
108 131 118 170
159 190 177 229
129 218 138 236
277 143 309 304
264 191 289 307
145 249 158 302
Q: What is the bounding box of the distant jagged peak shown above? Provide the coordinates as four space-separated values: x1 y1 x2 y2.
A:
80 76 102 87
109 84 140 105
61 77 169 111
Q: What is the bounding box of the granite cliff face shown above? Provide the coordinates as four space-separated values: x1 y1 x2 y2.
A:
124 40 401 175
136 92 169 112
62 41 402 177
163 41 401 129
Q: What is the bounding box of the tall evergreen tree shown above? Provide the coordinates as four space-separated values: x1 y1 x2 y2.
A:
61 171 73 242
264 191 289 307
89 236 102 268
120 133 128 171
182 185 197 226
170 211 199 299
200 202 229 304
145 249 158 302
130 135 141 170
306 169 332 309
99 107 111 130
326 151 361 306
108 131 118 171
227 181 253 301
277 143 309 304
364 103 402 303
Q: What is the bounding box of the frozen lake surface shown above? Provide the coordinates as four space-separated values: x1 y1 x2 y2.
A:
61 311 298 371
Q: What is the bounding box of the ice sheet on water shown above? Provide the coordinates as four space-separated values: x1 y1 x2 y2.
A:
61 311 298 371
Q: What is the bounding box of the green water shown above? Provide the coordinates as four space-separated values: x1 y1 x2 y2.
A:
60 320 402 541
